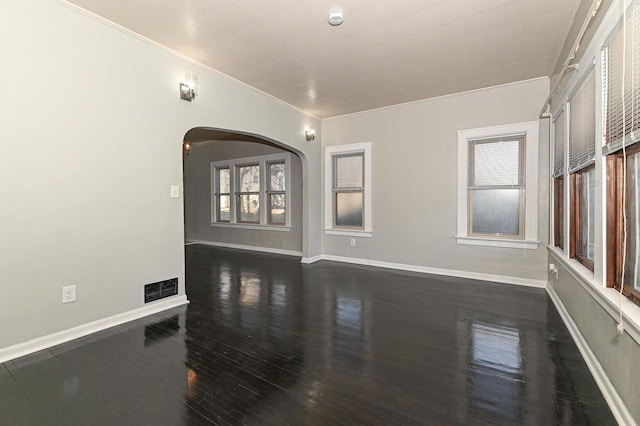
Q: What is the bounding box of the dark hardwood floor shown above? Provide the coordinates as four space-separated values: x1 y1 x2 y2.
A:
1 245 616 425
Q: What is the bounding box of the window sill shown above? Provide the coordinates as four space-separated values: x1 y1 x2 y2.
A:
455 235 540 250
548 246 640 346
324 229 373 238
211 223 291 232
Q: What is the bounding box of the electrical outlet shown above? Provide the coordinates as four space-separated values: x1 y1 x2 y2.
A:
170 185 180 198
350 238 356 247
62 285 76 304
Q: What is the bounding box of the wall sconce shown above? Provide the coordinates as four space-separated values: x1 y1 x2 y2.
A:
183 141 192 157
305 127 316 142
180 72 198 102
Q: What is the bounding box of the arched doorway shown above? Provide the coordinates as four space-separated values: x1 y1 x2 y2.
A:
182 127 306 256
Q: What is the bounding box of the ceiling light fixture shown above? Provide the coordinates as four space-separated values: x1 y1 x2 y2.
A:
328 10 344 26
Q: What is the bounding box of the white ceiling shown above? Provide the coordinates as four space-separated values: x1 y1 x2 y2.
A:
65 0 580 118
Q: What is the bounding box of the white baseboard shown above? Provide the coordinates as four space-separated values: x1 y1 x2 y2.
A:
301 255 323 264
0 295 189 364
547 285 635 426
307 254 547 288
191 240 302 257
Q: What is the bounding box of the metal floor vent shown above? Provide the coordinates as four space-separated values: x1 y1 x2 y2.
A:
144 278 178 303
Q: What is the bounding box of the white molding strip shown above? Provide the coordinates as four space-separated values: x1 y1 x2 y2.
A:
304 255 547 288
0 295 189 364
547 285 636 426
192 240 302 257
301 255 323 264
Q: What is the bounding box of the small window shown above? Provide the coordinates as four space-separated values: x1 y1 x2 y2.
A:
325 142 372 237
456 122 539 250
467 136 525 238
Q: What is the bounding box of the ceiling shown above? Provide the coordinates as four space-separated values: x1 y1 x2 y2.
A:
65 0 580 118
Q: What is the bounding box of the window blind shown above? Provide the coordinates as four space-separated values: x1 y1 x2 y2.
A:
602 4 640 148
569 68 596 172
468 135 525 187
553 109 566 177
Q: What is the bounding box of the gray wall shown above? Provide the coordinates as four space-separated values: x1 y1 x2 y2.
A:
0 0 320 351
549 256 640 423
184 140 303 252
321 78 550 283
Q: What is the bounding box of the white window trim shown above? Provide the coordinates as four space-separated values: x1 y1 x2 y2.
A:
211 152 291 230
456 121 540 249
324 142 372 237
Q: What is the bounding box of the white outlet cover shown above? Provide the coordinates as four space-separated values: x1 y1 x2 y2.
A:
62 285 76 304
170 185 180 198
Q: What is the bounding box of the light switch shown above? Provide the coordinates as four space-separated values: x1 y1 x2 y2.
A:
170 185 180 198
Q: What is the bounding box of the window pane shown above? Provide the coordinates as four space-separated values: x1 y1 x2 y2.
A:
269 163 285 191
578 168 596 261
335 191 363 228
471 138 524 186
238 165 260 192
335 154 363 188
471 189 521 235
238 194 259 222
554 176 564 248
269 194 285 224
217 195 230 221
624 153 640 290
218 168 230 193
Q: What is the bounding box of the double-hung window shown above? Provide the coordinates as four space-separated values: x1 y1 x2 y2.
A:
568 68 596 270
211 153 291 229
214 167 231 222
553 109 567 249
267 162 286 225
603 2 640 305
236 164 260 223
325 142 372 237
456 122 539 249
467 135 525 238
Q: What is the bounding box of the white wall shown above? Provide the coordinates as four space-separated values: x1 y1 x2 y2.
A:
0 0 320 351
321 78 550 284
184 140 303 253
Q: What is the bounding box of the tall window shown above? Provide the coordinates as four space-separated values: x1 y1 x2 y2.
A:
456 122 539 250
553 109 566 248
237 164 260 223
568 68 596 270
214 167 230 222
603 3 640 305
267 162 286 225
211 153 291 228
467 135 525 238
325 142 372 237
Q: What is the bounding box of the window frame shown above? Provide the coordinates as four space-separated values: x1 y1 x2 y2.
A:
324 142 372 237
606 134 640 305
211 152 291 231
456 122 540 250
266 161 286 226
570 165 596 271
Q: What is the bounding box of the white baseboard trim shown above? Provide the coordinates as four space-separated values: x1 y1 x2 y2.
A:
0 295 189 364
191 240 302 257
547 285 635 426
308 254 547 288
301 255 323 264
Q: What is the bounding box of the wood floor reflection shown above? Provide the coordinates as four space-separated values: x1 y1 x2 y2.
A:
1 245 616 425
